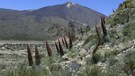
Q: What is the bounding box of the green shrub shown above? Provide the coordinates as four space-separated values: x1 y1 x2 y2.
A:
83 35 97 46
122 21 135 40
1 64 50 76
1 63 71 76
92 53 102 64
125 0 135 8
108 56 117 66
104 49 117 58
86 54 101 65
124 50 135 60
67 52 77 58
123 50 135 75
77 64 107 76
107 9 133 26
94 48 117 62
49 63 62 72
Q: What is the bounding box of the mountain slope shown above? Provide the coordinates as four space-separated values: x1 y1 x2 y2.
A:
0 2 106 40
107 0 135 26
25 2 105 25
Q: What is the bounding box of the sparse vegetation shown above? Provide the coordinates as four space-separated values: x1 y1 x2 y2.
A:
83 35 97 46
77 64 104 76
1 0 135 76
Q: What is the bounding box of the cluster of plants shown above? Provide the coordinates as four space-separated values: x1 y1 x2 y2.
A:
0 31 77 76
107 8 135 26
107 0 135 26
118 0 135 11
84 17 107 52
123 50 135 75
1 9 135 76
122 20 135 40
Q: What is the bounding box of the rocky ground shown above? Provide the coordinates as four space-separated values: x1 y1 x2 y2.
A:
0 41 57 70
0 0 135 76
0 24 135 76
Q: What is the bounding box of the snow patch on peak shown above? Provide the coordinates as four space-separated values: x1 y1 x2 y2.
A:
66 2 75 8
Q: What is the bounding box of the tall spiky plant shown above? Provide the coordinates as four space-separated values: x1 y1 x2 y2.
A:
102 17 105 24
112 9 115 13
27 44 33 66
70 32 76 41
55 41 59 53
62 38 65 46
68 33 73 49
100 17 107 37
58 39 64 57
80 27 84 36
92 26 101 54
64 37 68 49
124 2 127 8
68 32 75 41
92 26 101 64
45 41 52 57
35 45 41 65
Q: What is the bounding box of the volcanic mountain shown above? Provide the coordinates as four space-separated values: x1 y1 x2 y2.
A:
0 2 106 40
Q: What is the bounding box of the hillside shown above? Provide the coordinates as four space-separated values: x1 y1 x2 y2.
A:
0 0 135 76
0 2 105 40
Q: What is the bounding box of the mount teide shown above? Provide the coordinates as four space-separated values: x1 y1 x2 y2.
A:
0 2 106 40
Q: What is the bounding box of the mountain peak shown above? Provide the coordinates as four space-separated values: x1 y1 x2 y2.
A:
65 1 76 8
0 2 106 40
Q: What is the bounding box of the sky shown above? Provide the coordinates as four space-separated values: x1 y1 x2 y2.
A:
0 0 125 16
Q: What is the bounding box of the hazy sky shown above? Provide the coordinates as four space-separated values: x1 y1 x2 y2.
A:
0 0 125 16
